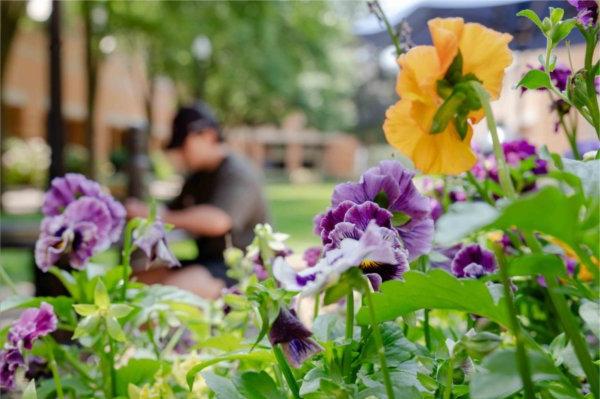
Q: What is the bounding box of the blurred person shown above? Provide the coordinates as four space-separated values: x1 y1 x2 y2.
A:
125 102 269 298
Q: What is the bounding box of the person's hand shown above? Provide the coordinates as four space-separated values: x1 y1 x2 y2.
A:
125 198 149 219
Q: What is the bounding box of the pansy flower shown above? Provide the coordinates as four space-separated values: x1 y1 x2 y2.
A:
268 308 322 368
383 18 512 174
7 303 58 350
330 160 433 260
42 174 125 242
275 221 408 294
568 0 598 26
35 197 113 271
0 303 57 390
131 219 180 269
451 244 497 278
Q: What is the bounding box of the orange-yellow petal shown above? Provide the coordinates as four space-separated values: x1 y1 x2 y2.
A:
428 17 464 75
412 124 477 175
396 46 442 102
383 99 424 158
384 98 477 175
459 23 513 99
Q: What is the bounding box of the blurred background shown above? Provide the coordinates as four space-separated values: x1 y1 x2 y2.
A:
1 0 597 288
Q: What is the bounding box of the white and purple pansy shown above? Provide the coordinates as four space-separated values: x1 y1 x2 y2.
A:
274 221 408 294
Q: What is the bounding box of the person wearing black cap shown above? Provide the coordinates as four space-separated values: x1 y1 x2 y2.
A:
125 102 269 298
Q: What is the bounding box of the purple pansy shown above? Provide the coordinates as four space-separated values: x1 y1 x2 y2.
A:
568 0 598 26
35 197 113 271
451 244 497 278
0 303 57 390
329 160 433 260
275 221 408 294
131 219 180 269
303 246 322 267
0 348 24 390
8 303 58 350
430 244 464 271
268 308 322 368
42 173 125 242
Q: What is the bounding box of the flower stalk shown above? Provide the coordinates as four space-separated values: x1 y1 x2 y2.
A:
46 341 65 399
492 245 535 398
273 344 300 399
523 232 599 397
362 277 395 399
120 218 140 301
470 81 517 200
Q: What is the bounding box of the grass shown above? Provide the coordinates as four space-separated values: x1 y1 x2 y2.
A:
0 182 335 284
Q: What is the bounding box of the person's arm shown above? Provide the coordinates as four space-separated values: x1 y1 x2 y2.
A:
162 205 232 237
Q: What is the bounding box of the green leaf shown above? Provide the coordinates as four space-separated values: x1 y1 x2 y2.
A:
106 316 126 342
356 269 509 327
186 350 274 390
235 371 285 399
73 304 98 317
549 7 564 24
373 190 389 209
579 300 600 338
508 253 567 278
488 186 580 247
115 359 163 396
517 69 553 90
201 371 245 399
300 368 353 399
110 304 134 319
551 19 576 44
434 202 498 246
22 379 38 399
470 349 578 399
562 158 600 198
94 280 110 309
516 9 545 32
72 315 101 340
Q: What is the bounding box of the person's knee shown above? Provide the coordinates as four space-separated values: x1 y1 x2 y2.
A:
164 266 225 299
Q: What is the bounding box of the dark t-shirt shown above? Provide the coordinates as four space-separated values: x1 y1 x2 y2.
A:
168 153 269 264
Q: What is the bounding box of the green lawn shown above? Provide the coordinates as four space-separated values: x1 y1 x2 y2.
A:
0 182 335 283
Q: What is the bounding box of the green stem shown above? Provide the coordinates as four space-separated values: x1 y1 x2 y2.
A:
313 293 320 321
470 81 517 200
59 346 94 384
120 219 139 301
423 309 432 351
346 291 354 341
583 30 600 137
273 344 300 399
162 326 184 358
465 171 494 205
493 246 535 398
0 264 18 295
370 0 403 56
146 323 160 359
47 342 65 399
558 115 581 160
443 357 453 399
107 335 117 398
362 278 395 399
523 232 599 398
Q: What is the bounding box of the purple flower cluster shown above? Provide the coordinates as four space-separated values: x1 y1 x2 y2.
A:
35 174 125 271
568 0 598 26
471 139 547 187
0 303 57 390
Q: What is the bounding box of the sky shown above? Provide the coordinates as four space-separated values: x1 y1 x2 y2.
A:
353 0 526 35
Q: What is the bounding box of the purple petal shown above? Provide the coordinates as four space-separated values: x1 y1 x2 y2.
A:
451 244 497 278
343 201 392 231
0 348 24 390
269 308 321 368
8 302 57 350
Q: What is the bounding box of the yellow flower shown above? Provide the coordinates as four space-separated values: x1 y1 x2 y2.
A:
384 18 512 175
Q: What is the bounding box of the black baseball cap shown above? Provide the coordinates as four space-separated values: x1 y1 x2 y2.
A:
166 102 222 149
